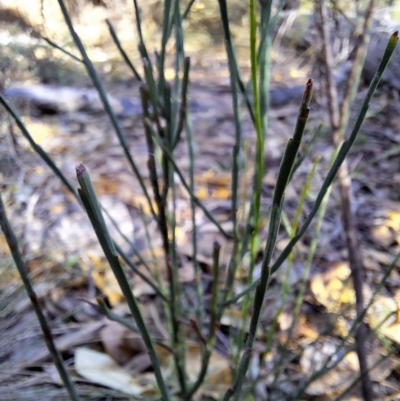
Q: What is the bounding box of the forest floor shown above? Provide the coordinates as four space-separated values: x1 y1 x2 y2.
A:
1 2 400 400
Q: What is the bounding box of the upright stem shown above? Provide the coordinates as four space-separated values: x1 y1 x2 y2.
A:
223 81 313 401
0 194 82 401
314 0 377 399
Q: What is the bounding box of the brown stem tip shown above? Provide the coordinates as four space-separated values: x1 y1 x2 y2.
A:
213 240 222 251
302 79 313 105
76 163 86 177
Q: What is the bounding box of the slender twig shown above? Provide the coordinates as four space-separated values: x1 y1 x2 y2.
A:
215 5 242 228
258 0 272 137
287 243 400 401
169 175 188 397
247 0 265 280
42 37 83 62
217 0 255 124
291 124 324 175
114 242 168 301
209 240 221 340
56 0 157 220
139 206 166 286
215 0 244 325
0 194 82 401
131 0 151 62
157 0 174 98
223 80 313 401
184 59 205 328
315 0 376 399
183 0 196 19
238 0 273 262
145 120 231 238
184 346 212 401
225 32 398 306
170 5 188 394
143 58 163 116
271 31 398 273
172 57 190 150
170 0 184 147
140 86 170 259
332 352 397 401
76 163 170 401
0 93 77 197
81 298 174 353
0 91 156 293
270 157 326 390
105 19 142 81
262 156 321 382
184 240 222 401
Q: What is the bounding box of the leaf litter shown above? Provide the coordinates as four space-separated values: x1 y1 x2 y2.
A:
2 5 400 401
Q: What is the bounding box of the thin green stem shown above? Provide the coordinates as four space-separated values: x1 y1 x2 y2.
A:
131 0 151 61
271 158 326 388
248 0 264 277
168 151 188 396
83 298 173 353
215 0 243 329
147 123 231 238
0 93 77 196
105 19 142 81
225 32 398 307
185 63 204 328
290 248 400 400
0 194 82 401
185 241 221 401
56 0 157 220
114 242 167 301
76 164 170 401
223 80 312 401
271 32 398 275
42 37 83 62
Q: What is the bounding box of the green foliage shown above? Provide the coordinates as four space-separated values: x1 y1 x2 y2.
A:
1 0 399 400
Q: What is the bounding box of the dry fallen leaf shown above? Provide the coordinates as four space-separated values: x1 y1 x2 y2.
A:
211 187 231 200
196 186 209 201
100 321 146 365
370 225 394 248
301 341 393 397
195 172 232 187
366 295 398 333
90 256 124 306
310 262 355 313
380 323 400 344
386 211 400 231
24 118 57 147
149 341 232 398
370 210 400 248
75 347 148 396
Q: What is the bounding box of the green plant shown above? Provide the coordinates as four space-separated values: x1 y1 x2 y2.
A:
0 0 399 400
